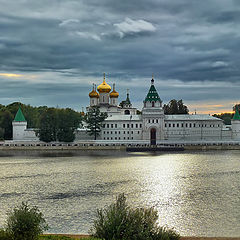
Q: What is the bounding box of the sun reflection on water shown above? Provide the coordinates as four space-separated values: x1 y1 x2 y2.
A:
0 151 239 236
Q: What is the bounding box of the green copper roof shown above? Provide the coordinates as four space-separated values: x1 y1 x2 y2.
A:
14 107 26 122
233 108 240 120
144 83 161 102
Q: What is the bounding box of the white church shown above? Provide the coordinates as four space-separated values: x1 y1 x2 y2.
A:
12 75 240 143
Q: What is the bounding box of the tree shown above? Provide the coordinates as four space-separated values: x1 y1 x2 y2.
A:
85 106 107 140
163 99 189 114
0 110 14 140
37 108 82 142
37 108 58 142
0 127 4 140
233 104 240 112
6 202 48 240
91 194 180 240
213 113 233 125
57 108 82 142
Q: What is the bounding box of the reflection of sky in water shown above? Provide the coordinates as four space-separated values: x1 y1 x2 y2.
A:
0 151 239 237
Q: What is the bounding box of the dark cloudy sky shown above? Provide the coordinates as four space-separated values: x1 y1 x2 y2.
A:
0 0 240 114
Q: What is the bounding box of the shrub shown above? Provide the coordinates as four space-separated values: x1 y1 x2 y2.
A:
6 202 48 240
0 229 11 240
91 194 180 240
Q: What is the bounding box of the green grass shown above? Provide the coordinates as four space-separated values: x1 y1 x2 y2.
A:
39 235 101 240
39 235 73 240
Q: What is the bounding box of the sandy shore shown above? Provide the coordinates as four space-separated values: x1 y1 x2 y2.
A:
45 234 240 240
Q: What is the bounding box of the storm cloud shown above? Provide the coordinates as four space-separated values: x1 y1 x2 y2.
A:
0 0 239 113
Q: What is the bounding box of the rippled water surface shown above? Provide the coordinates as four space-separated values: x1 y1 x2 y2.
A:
0 150 239 237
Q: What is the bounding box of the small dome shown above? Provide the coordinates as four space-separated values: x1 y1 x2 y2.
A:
89 84 99 98
110 90 119 98
110 83 119 98
97 73 111 93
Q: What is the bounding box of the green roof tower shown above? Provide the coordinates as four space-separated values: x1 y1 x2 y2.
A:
144 78 162 103
12 107 27 140
13 107 26 122
232 107 240 120
143 77 162 109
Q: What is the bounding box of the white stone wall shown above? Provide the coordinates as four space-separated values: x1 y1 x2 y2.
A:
101 120 143 141
12 121 27 140
164 120 224 140
24 129 38 140
75 129 94 140
231 120 240 140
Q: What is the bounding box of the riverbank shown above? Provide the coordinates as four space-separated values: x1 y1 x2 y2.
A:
44 234 240 240
0 141 240 156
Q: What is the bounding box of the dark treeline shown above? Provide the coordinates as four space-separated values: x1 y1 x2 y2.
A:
213 104 239 125
163 99 189 115
213 113 233 125
0 102 82 141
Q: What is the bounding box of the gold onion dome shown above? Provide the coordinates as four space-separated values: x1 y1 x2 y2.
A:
97 73 111 93
110 83 119 98
89 84 99 98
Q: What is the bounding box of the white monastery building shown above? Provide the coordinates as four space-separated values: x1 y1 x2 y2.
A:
76 75 240 144
12 74 240 143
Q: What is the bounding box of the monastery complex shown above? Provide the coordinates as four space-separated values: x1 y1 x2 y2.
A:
12 75 240 144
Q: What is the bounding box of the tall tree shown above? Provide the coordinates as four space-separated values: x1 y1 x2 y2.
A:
0 110 14 140
233 104 240 112
163 99 189 114
85 106 107 140
37 108 82 142
57 108 82 142
37 108 58 142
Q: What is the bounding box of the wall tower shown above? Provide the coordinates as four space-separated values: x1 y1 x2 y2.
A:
12 107 27 140
142 76 165 143
231 107 240 140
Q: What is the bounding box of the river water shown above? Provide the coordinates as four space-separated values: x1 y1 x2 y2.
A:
0 150 239 237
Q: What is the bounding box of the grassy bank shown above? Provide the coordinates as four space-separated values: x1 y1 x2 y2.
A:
41 236 240 240
40 235 99 240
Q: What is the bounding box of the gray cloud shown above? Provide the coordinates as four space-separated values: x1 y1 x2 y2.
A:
0 0 240 113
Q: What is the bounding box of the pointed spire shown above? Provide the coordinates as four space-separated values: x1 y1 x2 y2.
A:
151 74 154 85
14 107 26 122
103 72 106 83
233 107 240 120
126 89 131 104
144 76 161 103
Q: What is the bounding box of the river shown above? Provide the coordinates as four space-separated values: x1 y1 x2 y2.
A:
0 150 239 237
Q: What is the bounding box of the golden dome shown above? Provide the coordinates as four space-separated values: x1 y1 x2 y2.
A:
89 84 99 98
97 73 111 93
110 83 119 98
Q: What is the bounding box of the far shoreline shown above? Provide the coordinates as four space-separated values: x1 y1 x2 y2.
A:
1 140 240 154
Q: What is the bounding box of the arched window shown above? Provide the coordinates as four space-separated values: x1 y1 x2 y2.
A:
125 110 130 115
152 101 155 107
